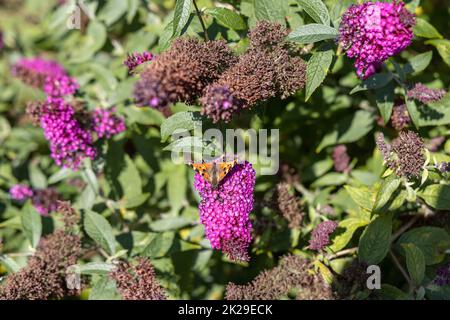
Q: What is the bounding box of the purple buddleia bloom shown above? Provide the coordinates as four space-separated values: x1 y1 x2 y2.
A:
9 184 34 201
110 257 167 300
390 103 411 131
124 52 154 73
339 1 415 79
407 83 447 104
31 188 61 216
434 263 450 286
194 161 255 262
39 97 96 170
0 32 4 51
309 221 338 251
12 57 78 97
91 107 126 139
332 145 350 173
200 86 243 123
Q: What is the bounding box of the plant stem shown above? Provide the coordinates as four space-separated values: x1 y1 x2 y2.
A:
391 215 420 242
389 250 414 293
326 247 358 260
193 0 209 41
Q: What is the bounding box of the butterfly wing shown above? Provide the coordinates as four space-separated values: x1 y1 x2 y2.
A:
191 163 214 185
215 160 237 187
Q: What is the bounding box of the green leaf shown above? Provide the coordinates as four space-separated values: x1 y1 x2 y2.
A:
417 92 450 126
403 51 433 74
118 155 142 199
317 110 374 152
414 18 443 39
76 262 115 275
398 227 450 265
378 284 411 300
287 24 339 43
344 185 374 212
48 168 75 184
160 111 203 142
0 255 20 273
311 172 347 187
167 164 187 214
21 202 42 248
89 276 121 300
305 45 334 101
405 98 421 128
358 215 392 265
98 0 128 26
205 8 246 30
29 163 47 189
297 0 330 25
254 0 287 25
330 218 369 252
418 184 450 210
401 243 425 286
375 82 395 124
350 73 393 94
163 136 204 152
125 106 165 126
373 177 401 213
84 211 116 255
124 193 150 209
425 39 450 67
150 217 193 232
143 232 176 258
172 0 193 37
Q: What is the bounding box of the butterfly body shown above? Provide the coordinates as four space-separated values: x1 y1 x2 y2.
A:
191 159 237 189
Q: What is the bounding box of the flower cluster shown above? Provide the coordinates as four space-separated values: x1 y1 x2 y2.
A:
9 184 33 201
407 83 447 104
134 38 236 109
339 1 415 79
124 51 154 73
12 57 78 96
376 131 425 178
390 102 411 131
201 21 306 123
0 203 82 300
91 108 126 139
308 221 338 251
332 145 351 173
225 255 333 300
39 97 97 169
273 183 303 229
194 161 255 262
110 257 166 300
434 263 450 286
10 184 61 216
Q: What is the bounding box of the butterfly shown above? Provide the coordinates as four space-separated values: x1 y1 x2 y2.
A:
190 158 238 189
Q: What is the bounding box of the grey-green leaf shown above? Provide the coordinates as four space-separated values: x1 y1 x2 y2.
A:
317 110 374 152
21 202 42 248
373 177 401 213
288 24 339 44
305 46 334 101
172 0 193 37
404 51 433 74
206 7 246 30
297 0 330 26
84 211 116 255
254 0 287 25
359 215 392 265
414 18 443 39
350 73 393 94
375 82 395 124
402 243 425 286
417 184 450 210
160 111 203 142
